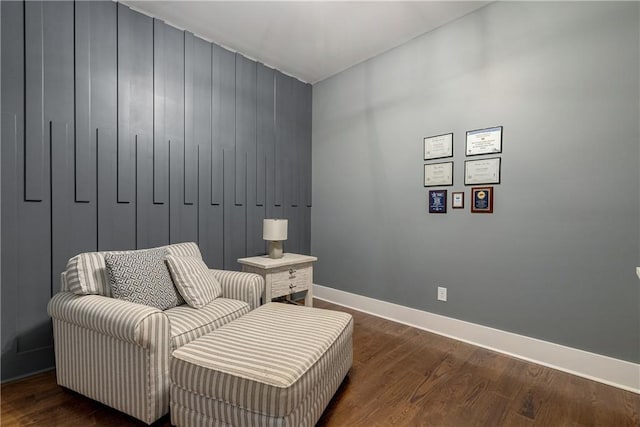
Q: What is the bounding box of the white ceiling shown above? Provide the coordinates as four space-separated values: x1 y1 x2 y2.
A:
123 1 490 84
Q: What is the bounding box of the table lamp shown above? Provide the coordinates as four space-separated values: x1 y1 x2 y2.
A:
263 219 288 259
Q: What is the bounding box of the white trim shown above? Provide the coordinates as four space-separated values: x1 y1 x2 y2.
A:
314 284 640 394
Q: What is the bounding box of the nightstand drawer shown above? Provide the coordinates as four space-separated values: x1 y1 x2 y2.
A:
270 264 310 283
237 253 317 307
270 266 311 298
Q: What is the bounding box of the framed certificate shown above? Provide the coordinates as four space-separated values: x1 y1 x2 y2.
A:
452 192 464 209
466 126 502 156
424 133 453 160
429 190 447 213
471 187 493 213
464 157 501 185
424 161 453 187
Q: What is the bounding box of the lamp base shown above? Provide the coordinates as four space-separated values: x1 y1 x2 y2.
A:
268 241 283 259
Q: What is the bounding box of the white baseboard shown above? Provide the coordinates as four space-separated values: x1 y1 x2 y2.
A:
313 284 640 394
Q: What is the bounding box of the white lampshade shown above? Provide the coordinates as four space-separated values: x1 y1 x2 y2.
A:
263 219 288 241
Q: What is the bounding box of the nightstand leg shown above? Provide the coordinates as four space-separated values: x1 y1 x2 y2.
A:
305 286 313 307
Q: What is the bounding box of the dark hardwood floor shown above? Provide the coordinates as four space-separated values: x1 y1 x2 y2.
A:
2 299 639 426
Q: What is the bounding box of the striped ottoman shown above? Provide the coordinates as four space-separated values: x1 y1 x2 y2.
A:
170 302 353 427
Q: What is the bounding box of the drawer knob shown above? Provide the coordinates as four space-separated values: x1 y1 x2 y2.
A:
289 268 296 275
289 283 296 289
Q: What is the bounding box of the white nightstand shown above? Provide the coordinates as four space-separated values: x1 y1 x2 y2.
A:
237 253 318 307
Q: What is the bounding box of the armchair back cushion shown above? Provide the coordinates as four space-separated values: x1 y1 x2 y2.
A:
63 242 201 297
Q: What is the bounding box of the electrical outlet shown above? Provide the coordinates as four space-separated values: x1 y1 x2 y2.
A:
437 286 447 302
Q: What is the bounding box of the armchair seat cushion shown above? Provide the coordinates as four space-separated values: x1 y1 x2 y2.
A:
165 298 250 349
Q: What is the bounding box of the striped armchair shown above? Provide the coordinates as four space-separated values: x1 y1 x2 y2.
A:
47 242 264 424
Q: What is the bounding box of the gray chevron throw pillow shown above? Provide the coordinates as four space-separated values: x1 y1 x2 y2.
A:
104 247 184 310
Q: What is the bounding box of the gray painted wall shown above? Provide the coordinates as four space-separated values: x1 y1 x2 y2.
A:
1 0 311 381
312 2 640 363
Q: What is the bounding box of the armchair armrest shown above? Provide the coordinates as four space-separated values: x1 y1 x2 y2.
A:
47 292 168 348
210 269 264 310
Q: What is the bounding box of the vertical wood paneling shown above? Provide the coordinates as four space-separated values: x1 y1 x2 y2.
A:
264 69 282 220
164 25 196 244
50 120 73 279
153 19 169 206
116 131 133 204
285 203 301 255
73 0 115 253
117 4 132 204
256 64 273 208
303 83 313 208
235 54 256 206
1 1 32 379
242 58 264 257
274 72 290 208
254 64 275 256
294 79 312 254
0 111 25 377
89 1 129 252
14 0 53 360
212 46 244 269
301 81 312 254
115 11 133 206
1 1 312 381
224 149 247 269
73 3 92 203
194 42 222 268
293 79 306 206
1 1 48 378
212 45 234 207
1 111 21 377
291 79 303 210
236 54 262 256
145 18 171 246
301 206 311 254
49 0 101 300
42 0 74 341
276 72 301 254
24 1 44 202
183 33 197 206
198 143 224 269
117 5 154 249
246 147 265 256
74 2 125 206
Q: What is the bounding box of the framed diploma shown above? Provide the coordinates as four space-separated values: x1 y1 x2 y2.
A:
466 126 502 156
424 133 453 160
452 192 464 209
464 157 501 185
424 161 453 187
429 190 447 213
471 187 493 213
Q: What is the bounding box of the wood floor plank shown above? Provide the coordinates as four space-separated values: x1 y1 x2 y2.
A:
2 299 639 426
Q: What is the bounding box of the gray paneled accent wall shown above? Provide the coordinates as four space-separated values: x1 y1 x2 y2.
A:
0 0 312 381
312 2 639 363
